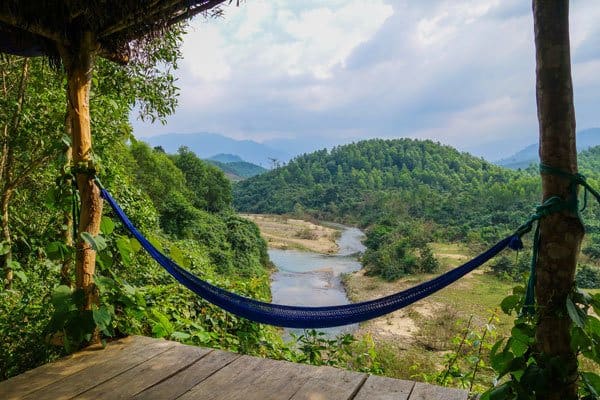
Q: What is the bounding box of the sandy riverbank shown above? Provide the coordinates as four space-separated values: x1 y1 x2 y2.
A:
341 243 506 344
241 214 340 254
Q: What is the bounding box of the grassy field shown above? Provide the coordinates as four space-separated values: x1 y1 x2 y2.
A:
343 242 518 391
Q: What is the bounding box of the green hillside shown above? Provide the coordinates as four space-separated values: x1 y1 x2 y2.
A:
234 139 542 239
207 159 267 181
234 139 600 280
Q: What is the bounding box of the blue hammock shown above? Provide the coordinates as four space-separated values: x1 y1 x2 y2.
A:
101 188 520 328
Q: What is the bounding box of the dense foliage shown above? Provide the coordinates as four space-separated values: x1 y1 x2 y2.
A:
207 159 267 181
234 139 600 281
0 48 279 379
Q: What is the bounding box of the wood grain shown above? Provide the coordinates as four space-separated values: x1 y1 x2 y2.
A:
353 374 415 400
0 336 152 400
133 349 240 400
21 337 175 400
73 343 210 399
408 382 468 400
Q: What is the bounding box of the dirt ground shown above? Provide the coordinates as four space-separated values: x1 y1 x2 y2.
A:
241 214 340 254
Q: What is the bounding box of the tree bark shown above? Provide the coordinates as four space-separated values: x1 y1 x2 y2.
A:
1 187 13 288
533 1 581 399
59 31 102 312
61 112 74 287
1 58 28 289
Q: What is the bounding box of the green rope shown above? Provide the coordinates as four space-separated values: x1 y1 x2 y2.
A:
521 164 600 314
93 175 105 191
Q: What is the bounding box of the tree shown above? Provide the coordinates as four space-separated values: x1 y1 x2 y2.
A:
0 0 230 312
533 1 582 398
0 57 66 288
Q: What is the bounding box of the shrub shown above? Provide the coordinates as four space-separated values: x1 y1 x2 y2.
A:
490 252 530 281
419 245 440 273
582 238 600 261
295 227 318 240
576 264 600 289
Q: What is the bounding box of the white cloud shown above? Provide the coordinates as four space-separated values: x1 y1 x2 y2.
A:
133 0 600 160
182 25 231 81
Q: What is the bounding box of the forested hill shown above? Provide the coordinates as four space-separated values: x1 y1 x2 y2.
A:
234 139 542 242
207 159 267 181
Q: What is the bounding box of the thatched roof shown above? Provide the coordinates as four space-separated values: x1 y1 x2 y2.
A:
0 0 232 63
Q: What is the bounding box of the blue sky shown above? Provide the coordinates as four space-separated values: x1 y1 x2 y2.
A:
132 0 600 160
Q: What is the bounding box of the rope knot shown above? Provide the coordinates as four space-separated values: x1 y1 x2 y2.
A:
508 235 524 251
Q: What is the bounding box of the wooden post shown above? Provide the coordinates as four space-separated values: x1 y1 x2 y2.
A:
533 1 581 398
59 31 103 312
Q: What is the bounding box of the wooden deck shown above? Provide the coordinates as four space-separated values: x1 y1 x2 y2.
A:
0 335 468 400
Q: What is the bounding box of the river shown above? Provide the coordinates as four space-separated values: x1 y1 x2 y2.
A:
269 225 366 338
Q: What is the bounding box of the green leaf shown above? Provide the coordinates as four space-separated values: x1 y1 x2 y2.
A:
0 241 10 256
46 241 69 260
150 309 173 338
130 238 142 252
509 325 534 357
586 315 600 334
571 327 593 358
81 232 107 252
100 217 115 235
170 245 185 266
116 236 133 266
171 331 191 341
488 382 512 400
95 276 116 292
51 285 73 311
582 372 600 397
500 294 520 315
566 297 586 328
93 307 112 330
61 134 72 147
9 260 21 270
13 269 27 283
149 236 164 252
98 251 114 270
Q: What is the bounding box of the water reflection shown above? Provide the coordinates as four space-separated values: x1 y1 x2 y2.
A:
269 225 365 338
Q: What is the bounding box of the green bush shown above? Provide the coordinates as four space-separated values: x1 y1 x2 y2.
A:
576 264 600 289
490 252 530 282
582 237 600 261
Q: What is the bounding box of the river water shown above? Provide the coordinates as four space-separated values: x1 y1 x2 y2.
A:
269 225 366 338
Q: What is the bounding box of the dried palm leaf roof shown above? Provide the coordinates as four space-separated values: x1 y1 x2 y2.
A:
0 0 232 63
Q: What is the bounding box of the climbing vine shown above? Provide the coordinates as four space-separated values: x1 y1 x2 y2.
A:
482 287 600 399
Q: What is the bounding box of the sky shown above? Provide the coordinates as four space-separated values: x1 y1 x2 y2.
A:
131 0 600 161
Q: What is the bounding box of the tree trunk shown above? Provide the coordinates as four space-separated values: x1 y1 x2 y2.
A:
59 32 102 312
533 1 581 398
1 58 28 289
1 187 13 288
61 113 74 287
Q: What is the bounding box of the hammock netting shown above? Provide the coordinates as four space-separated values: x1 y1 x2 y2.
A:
101 188 520 328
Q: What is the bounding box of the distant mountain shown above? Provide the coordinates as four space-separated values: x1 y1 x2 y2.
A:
208 153 244 163
497 128 600 169
207 160 267 181
144 132 291 167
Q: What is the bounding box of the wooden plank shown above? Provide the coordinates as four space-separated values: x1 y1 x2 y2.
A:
353 375 415 400
22 337 176 400
177 355 317 400
133 349 240 400
408 382 468 400
73 343 210 400
289 365 367 400
0 336 155 400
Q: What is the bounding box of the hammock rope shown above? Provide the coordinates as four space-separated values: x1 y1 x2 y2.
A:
520 164 600 314
94 163 600 328
99 186 522 328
